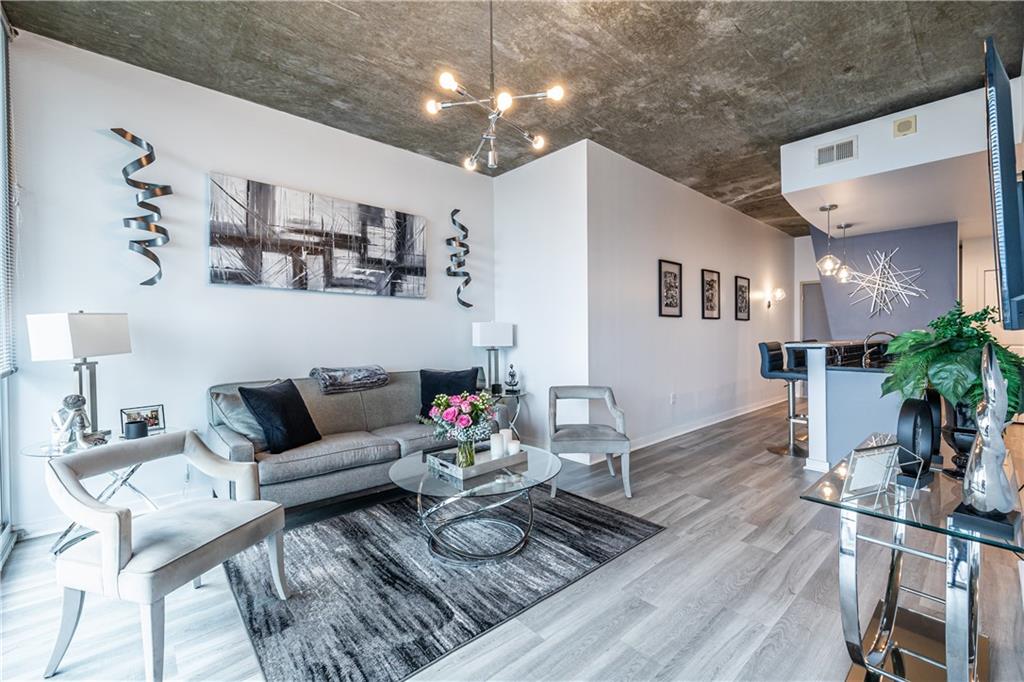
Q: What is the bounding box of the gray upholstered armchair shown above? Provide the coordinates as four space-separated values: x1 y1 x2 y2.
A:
43 431 288 682
548 386 632 498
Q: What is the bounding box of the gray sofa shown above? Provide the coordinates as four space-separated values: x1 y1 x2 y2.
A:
204 369 507 507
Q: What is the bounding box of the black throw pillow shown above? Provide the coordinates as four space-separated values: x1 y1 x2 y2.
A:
238 379 321 454
420 368 480 417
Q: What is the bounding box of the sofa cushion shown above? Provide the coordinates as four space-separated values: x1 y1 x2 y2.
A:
255 432 400 484
239 379 321 454
291 377 369 435
361 371 424 431
371 422 450 456
210 389 269 452
419 368 479 417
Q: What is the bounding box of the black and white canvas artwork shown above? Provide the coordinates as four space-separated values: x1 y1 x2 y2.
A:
658 259 682 317
735 275 751 321
701 268 721 319
208 173 427 298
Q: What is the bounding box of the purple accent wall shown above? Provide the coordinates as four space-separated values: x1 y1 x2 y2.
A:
810 222 958 339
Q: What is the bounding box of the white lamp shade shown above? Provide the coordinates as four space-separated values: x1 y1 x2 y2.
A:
472 321 514 348
26 313 132 361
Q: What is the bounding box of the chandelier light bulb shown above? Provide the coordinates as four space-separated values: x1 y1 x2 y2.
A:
531 135 546 150
546 85 565 101
463 156 478 171
835 263 853 283
817 253 842 277
425 99 440 115
496 91 513 112
439 71 458 92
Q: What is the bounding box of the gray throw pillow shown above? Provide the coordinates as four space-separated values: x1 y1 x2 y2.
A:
211 390 269 452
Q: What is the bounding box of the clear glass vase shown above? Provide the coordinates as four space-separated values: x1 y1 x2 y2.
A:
455 440 476 468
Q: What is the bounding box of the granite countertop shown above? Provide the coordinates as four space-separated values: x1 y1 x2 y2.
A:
826 364 892 373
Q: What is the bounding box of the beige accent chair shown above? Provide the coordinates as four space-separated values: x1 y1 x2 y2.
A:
43 431 288 682
549 386 632 498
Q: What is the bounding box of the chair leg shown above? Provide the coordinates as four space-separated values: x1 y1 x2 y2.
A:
549 473 558 499
140 599 165 682
621 450 632 498
267 530 290 600
43 587 85 678
192 574 203 589
606 453 616 477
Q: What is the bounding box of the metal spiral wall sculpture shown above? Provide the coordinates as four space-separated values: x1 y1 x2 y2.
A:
111 128 172 286
446 208 473 308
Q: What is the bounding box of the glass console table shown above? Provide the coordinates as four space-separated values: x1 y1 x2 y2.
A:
801 434 1023 682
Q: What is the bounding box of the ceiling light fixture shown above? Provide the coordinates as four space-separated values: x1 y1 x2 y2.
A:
423 0 565 172
816 204 842 277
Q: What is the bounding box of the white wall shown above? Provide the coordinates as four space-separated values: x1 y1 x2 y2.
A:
961 236 1024 349
585 142 792 448
11 34 495 534
793 236 819 340
493 141 590 443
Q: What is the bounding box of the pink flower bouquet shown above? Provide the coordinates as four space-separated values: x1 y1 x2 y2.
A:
421 391 496 467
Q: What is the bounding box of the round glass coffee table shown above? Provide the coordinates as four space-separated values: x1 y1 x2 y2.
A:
389 444 561 564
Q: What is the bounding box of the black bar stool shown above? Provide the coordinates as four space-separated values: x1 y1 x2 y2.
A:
758 341 808 457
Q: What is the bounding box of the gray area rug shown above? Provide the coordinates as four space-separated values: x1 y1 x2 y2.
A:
225 489 663 681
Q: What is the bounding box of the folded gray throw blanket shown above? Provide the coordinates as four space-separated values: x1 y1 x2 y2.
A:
309 365 389 395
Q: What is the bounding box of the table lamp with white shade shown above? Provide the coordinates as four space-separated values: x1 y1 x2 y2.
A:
26 312 132 435
472 321 514 394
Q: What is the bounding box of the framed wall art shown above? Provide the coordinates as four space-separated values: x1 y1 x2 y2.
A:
735 275 751 321
701 268 721 319
658 259 683 317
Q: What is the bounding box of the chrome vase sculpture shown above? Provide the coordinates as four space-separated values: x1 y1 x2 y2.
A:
962 343 1020 517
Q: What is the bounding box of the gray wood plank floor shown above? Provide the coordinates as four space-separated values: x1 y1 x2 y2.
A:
2 402 1022 681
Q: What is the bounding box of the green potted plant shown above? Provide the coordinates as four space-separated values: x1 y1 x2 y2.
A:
881 303 1024 475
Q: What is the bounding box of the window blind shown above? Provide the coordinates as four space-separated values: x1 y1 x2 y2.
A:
0 21 15 379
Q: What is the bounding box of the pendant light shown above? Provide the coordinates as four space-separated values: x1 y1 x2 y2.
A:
816 204 842 277
835 223 854 283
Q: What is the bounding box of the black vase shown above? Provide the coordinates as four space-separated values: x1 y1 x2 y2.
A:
939 398 977 480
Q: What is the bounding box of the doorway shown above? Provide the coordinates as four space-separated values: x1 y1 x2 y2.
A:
801 281 831 342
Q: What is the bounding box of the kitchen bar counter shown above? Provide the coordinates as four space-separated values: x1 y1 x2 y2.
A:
786 342 902 472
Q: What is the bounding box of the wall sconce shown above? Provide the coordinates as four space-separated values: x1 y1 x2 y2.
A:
767 288 787 309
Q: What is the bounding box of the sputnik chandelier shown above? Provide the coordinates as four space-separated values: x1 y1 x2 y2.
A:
424 0 565 172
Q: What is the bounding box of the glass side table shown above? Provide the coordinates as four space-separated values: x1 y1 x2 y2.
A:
22 433 171 556
494 391 527 439
801 433 1023 682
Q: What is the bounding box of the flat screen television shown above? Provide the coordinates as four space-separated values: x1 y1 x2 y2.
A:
985 36 1024 330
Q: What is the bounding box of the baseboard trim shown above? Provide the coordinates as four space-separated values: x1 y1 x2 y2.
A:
629 396 788 453
560 396 788 466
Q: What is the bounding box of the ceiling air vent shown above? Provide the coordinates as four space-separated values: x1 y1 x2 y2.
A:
815 136 858 167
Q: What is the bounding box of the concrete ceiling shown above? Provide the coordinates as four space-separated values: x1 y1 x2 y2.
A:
7 1 1023 237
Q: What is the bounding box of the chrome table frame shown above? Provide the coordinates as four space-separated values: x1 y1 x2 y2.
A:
497 392 526 439
50 463 158 555
838 489 987 682
415 480 534 565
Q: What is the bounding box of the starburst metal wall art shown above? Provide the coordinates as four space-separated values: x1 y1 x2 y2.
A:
846 248 927 317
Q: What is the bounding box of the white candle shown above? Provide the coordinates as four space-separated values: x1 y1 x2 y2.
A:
499 428 513 451
507 439 521 456
490 434 505 457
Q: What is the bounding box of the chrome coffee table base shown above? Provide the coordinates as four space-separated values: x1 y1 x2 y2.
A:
845 602 990 682
417 488 534 564
840 504 989 682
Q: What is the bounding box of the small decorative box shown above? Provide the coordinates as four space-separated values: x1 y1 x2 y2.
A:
427 446 527 481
